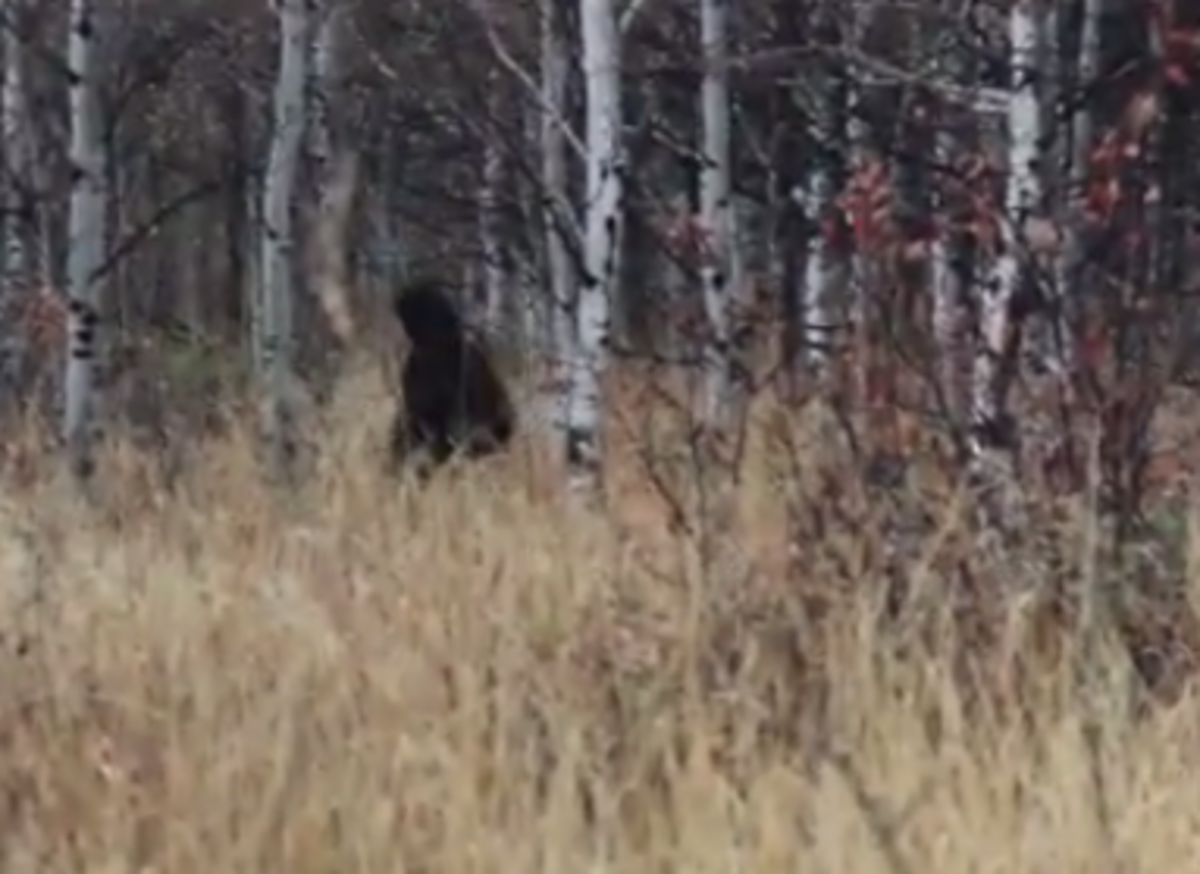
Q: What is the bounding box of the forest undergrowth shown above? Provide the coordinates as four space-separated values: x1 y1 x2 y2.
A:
0 363 1198 873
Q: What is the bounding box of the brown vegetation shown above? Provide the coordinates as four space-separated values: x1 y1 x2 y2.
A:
0 361 1198 872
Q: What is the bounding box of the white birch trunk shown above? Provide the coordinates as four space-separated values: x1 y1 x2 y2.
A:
565 0 623 489
804 1 866 371
970 0 1041 476
63 0 107 480
259 0 311 477
843 2 870 369
309 3 335 165
1021 3 1066 377
802 166 834 367
799 3 840 367
698 0 736 425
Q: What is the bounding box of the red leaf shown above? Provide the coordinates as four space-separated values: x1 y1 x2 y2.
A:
1166 26 1200 52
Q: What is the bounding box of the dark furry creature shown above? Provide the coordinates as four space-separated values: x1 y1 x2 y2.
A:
388 279 516 476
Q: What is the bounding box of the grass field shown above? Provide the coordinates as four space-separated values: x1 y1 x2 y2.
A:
0 365 1198 874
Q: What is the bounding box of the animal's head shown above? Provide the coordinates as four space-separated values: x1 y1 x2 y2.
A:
393 279 464 349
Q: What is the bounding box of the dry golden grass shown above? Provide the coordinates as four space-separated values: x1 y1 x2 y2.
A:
0 363 1198 874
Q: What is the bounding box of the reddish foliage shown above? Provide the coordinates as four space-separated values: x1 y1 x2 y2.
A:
1157 5 1200 87
19 285 69 351
660 209 714 266
838 158 890 249
1165 62 1190 85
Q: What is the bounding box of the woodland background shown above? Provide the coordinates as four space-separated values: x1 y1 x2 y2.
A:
3 0 1200 502
0 0 1199 870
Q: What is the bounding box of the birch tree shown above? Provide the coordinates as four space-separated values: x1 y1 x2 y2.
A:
802 0 864 372
800 4 843 370
259 0 311 478
970 0 1043 483
565 0 624 489
63 0 107 481
697 0 736 425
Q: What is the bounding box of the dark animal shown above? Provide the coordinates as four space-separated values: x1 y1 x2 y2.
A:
388 279 516 477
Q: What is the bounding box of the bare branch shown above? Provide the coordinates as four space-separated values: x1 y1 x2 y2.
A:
461 0 588 162
618 0 655 35
91 178 223 285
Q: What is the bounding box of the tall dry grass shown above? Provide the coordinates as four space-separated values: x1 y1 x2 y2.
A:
0 364 1197 874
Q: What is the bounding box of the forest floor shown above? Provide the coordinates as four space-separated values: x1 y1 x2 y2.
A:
0 362 1198 873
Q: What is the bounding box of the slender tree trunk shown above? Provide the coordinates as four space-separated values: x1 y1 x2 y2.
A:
698 0 736 425
63 0 107 482
801 11 839 370
842 0 870 392
970 0 1043 486
565 0 623 490
539 0 576 432
259 0 311 479
804 0 860 372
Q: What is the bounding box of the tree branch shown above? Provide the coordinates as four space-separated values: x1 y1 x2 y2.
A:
90 178 224 285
